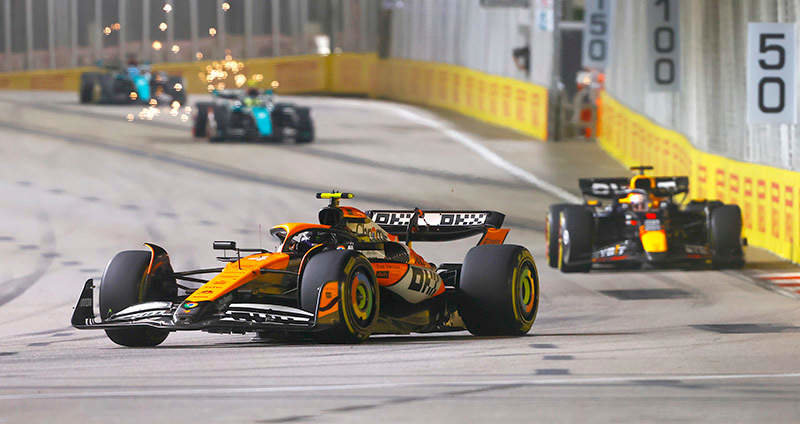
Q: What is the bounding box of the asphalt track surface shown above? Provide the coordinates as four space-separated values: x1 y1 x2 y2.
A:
0 91 799 423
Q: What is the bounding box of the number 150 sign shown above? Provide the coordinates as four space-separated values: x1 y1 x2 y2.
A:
747 23 796 124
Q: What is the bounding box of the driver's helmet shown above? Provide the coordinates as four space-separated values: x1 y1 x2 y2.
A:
287 230 334 255
247 87 260 97
630 193 649 212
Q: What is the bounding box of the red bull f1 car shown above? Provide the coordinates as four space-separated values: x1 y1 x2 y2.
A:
71 193 539 346
546 166 745 272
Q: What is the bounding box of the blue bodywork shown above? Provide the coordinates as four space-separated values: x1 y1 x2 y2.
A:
132 74 151 102
251 107 273 136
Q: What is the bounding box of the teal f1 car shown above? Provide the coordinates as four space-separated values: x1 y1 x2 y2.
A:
193 88 314 143
79 65 186 106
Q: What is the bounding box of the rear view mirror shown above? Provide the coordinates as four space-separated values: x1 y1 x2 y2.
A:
213 241 237 250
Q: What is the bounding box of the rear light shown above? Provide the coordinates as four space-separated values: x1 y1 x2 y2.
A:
645 212 657 219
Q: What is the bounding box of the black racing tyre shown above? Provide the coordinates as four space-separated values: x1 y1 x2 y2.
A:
94 73 115 103
300 250 379 343
546 204 572 268
209 104 230 142
79 73 97 103
710 205 744 269
167 77 187 105
295 107 314 143
193 102 213 138
99 250 170 347
458 245 539 336
558 206 593 273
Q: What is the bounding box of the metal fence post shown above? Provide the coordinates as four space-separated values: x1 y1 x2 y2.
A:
272 0 280 57
47 0 55 68
70 0 77 67
244 0 253 58
189 0 198 60
142 0 150 63
94 0 101 64
119 0 126 65
4 0 11 71
25 0 33 69
216 0 226 57
166 0 174 61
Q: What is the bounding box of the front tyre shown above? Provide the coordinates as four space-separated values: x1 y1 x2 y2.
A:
300 250 379 343
558 206 593 273
546 204 571 268
458 245 539 336
99 251 170 347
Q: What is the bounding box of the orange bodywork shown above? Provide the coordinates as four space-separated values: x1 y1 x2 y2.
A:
478 228 510 245
339 206 367 219
373 262 410 287
186 253 291 302
317 281 340 319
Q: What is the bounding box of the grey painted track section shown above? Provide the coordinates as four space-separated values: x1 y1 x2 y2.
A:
0 91 799 424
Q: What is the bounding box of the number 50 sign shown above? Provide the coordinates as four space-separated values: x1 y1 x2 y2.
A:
747 23 796 124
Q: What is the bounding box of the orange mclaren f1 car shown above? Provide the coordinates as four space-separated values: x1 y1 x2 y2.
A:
72 193 539 346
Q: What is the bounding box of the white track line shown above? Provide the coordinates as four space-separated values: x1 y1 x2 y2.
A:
1 372 799 401
328 98 582 204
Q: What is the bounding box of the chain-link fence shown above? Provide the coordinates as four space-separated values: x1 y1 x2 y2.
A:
0 0 379 71
386 0 557 88
605 0 800 172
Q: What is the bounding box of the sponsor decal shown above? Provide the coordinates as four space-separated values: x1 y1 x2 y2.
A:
685 245 710 255
372 212 488 227
408 267 439 296
183 302 199 309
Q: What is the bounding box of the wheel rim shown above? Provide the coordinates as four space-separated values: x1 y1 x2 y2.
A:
516 262 536 320
349 270 375 328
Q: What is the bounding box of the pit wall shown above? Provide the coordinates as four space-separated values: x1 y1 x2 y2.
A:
598 92 799 263
0 53 548 141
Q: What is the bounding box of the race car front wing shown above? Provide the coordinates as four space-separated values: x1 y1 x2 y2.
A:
71 279 316 333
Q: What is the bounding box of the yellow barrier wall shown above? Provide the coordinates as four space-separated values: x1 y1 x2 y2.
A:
0 53 549 140
598 92 800 263
373 58 548 140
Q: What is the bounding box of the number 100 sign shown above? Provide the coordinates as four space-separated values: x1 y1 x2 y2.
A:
747 23 796 124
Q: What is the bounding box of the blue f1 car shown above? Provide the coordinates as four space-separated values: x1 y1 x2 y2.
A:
79 64 186 106
192 88 314 143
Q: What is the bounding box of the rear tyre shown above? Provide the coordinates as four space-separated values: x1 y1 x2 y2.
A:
300 250 379 343
295 107 314 143
710 205 744 269
79 73 97 103
458 245 539 336
193 102 213 138
546 204 571 268
209 105 230 142
99 251 170 347
558 206 593 273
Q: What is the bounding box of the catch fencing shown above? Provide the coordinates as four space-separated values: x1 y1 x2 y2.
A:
605 0 800 172
0 0 379 70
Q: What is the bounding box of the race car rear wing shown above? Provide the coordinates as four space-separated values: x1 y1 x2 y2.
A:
366 210 505 242
578 178 631 198
579 176 689 198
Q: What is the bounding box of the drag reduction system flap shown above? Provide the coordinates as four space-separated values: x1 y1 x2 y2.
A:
579 176 689 198
365 210 505 242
